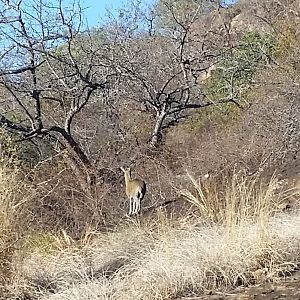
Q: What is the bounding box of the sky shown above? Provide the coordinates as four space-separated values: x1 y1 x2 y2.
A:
71 0 237 28
80 0 154 28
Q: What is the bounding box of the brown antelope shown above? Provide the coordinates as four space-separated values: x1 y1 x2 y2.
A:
120 167 146 216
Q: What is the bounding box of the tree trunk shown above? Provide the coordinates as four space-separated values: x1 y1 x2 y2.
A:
0 116 95 189
150 111 167 148
49 126 90 163
50 127 96 189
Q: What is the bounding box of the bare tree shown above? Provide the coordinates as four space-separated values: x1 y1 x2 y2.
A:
104 0 237 147
0 0 112 184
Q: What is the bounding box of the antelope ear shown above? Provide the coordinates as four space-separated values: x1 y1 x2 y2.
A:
120 167 125 172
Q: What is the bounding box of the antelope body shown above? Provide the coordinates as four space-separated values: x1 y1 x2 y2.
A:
121 167 146 216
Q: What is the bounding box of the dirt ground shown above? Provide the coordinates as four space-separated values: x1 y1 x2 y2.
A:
179 272 300 300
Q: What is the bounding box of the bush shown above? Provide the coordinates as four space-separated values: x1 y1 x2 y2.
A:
186 32 277 132
0 128 54 169
205 31 276 103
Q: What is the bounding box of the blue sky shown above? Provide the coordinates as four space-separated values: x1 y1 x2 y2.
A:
81 0 154 27
78 0 237 28
81 0 127 26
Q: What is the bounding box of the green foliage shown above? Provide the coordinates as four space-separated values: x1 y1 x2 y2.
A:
53 28 108 57
0 129 21 168
15 232 57 257
186 32 276 132
186 102 241 133
0 129 54 169
90 27 108 44
275 21 300 73
205 32 276 102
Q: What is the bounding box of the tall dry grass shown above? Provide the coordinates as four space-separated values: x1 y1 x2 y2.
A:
180 170 284 225
0 162 32 287
4 170 300 300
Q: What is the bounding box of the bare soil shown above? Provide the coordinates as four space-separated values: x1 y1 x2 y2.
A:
179 272 300 300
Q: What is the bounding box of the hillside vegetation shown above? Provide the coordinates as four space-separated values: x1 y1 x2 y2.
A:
0 0 300 299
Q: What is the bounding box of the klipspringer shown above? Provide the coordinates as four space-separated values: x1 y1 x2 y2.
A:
120 167 146 216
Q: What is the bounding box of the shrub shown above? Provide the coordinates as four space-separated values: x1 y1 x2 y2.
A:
0 128 54 169
205 31 276 103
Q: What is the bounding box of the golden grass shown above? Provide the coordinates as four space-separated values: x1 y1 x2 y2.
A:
3 169 300 299
0 163 32 281
0 165 20 237
10 212 299 300
180 170 283 225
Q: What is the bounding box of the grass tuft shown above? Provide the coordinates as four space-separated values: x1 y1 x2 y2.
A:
180 170 284 225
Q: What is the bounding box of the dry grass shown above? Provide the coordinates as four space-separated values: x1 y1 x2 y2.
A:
10 212 300 300
0 162 32 284
4 170 300 300
180 170 284 224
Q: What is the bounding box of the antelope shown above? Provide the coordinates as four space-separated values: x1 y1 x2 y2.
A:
120 167 146 216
